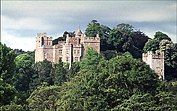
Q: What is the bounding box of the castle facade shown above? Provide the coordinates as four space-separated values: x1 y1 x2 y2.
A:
35 29 100 65
35 29 165 79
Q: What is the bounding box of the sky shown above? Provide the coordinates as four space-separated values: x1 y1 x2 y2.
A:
1 0 177 51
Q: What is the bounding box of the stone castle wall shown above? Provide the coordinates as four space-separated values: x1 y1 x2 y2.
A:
142 51 165 80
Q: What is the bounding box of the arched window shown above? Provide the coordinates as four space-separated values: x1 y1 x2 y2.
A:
41 37 44 46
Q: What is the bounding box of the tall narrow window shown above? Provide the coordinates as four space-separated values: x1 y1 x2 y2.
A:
66 49 69 54
66 57 69 62
79 38 81 44
41 37 44 46
74 50 76 54
59 50 62 54
77 50 80 54
59 57 62 61
75 57 79 61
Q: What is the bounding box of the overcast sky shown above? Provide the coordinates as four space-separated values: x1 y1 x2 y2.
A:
1 1 177 51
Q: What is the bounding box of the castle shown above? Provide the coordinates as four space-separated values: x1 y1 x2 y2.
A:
142 51 164 80
35 29 164 80
35 29 100 65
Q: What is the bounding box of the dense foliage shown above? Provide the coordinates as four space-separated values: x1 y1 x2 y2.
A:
0 20 177 110
85 20 149 58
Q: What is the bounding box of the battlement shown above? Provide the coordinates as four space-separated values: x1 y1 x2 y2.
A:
73 44 82 48
36 33 52 40
142 51 164 59
83 36 100 42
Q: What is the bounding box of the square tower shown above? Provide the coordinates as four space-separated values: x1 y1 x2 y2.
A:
35 33 53 63
142 51 165 80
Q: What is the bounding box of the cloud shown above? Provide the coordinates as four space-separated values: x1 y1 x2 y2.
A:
2 1 176 22
1 1 176 51
139 28 176 42
2 15 53 31
1 30 35 51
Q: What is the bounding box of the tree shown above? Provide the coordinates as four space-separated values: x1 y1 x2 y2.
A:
116 23 134 35
0 103 24 111
154 31 171 41
56 51 159 110
101 50 118 60
27 85 60 111
13 53 35 105
164 42 177 80
53 59 67 85
66 62 80 81
0 43 17 106
108 53 159 93
0 78 17 106
30 60 54 90
144 31 171 52
85 20 111 51
144 39 160 52
0 43 16 84
15 53 33 69
113 93 156 111
80 48 104 71
154 91 177 110
108 24 148 58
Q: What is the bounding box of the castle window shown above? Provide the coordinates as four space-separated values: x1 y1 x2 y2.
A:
59 50 62 54
74 50 76 54
59 57 62 61
79 39 81 44
44 53 47 59
41 37 44 46
66 49 69 54
66 57 69 62
77 50 80 54
75 57 79 61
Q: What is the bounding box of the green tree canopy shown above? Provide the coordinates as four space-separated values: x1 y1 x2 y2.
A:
12 53 35 105
0 43 16 84
144 31 171 52
30 60 54 90
53 60 67 85
56 51 159 110
154 31 171 41
108 23 148 58
0 78 17 106
80 48 105 71
15 53 33 68
85 20 111 51
27 85 61 111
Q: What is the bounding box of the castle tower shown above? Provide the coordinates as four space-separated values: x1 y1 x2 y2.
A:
35 33 53 63
82 34 100 55
142 51 165 80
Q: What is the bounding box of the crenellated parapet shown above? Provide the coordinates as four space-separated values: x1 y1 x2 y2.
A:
82 35 100 43
72 44 82 47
